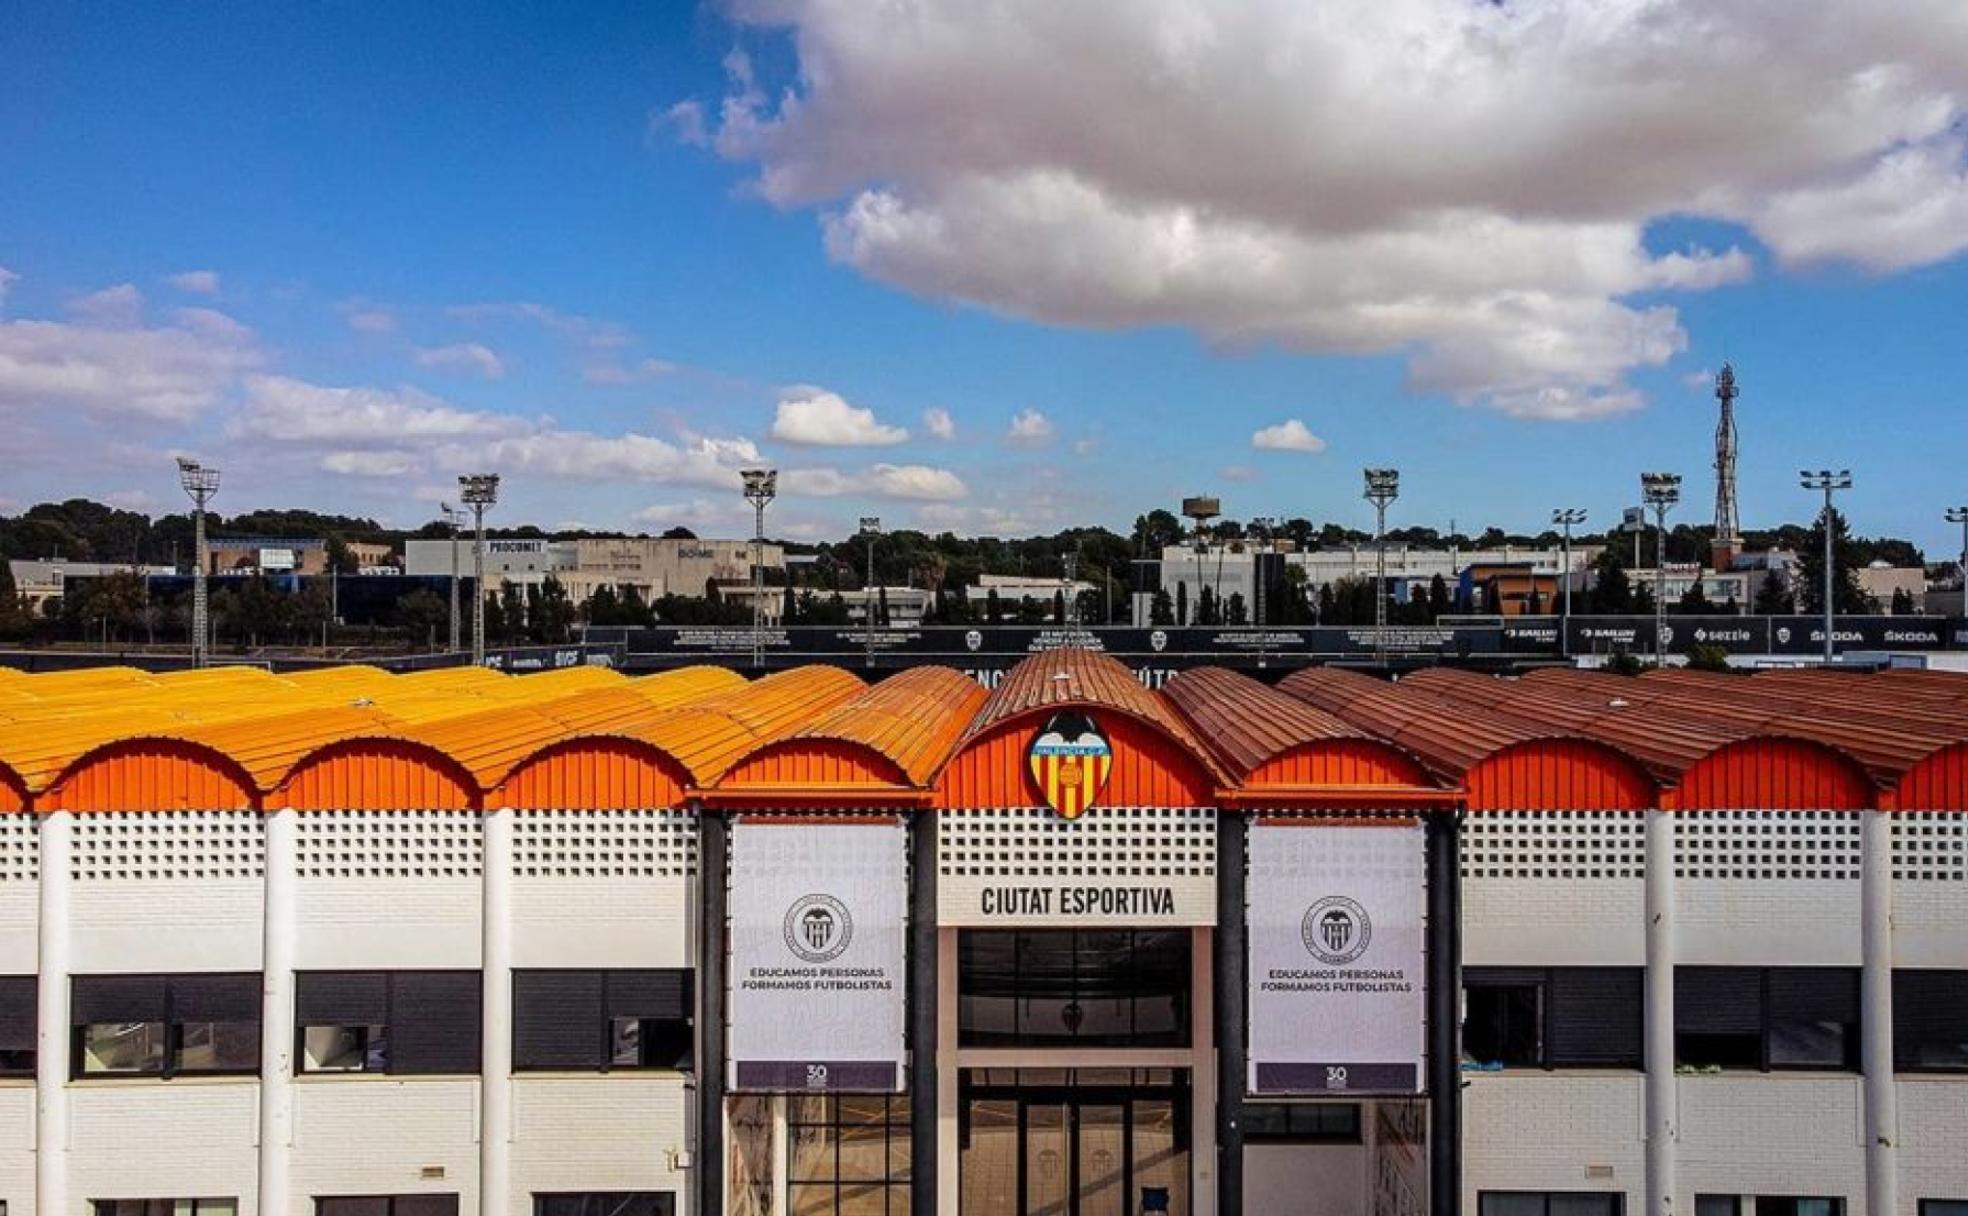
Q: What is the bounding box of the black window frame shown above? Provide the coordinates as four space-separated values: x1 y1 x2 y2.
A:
1478 1192 1626 1216
314 1196 461 1216
295 970 481 1077
1675 966 1860 1073
0 973 36 1077
512 969 693 1073
1918 1202 1968 1216
1697 1197 1743 1216
786 1093 911 1216
1894 970 1968 1073
1240 1102 1362 1144
1753 1198 1847 1216
1463 967 1643 1070
532 1195 675 1216
958 928 1192 1048
91 1200 240 1216
71 973 261 1080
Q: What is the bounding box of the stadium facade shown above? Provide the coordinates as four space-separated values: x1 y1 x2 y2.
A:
1 655 1966 1216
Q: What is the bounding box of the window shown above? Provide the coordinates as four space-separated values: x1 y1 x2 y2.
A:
0 975 35 1076
534 1197 674 1216
1240 1103 1361 1143
1464 968 1642 1069
959 930 1189 1047
1697 1198 1741 1216
1754 1199 1844 1216
315 1198 459 1216
93 1201 238 1216
513 970 692 1072
788 1094 911 1216
1676 968 1859 1071
1479 1194 1624 1216
72 974 260 1078
1919 1203 1968 1216
296 972 480 1076
1895 971 1968 1071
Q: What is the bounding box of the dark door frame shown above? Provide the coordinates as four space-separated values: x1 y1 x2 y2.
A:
963 1082 1190 1216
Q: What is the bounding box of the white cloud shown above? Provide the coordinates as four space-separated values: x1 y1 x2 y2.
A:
168 270 221 295
1220 464 1259 483
321 450 420 477
632 497 747 529
0 266 18 308
770 384 909 445
68 284 145 327
0 309 261 421
345 308 397 334
698 0 1968 418
447 300 632 349
1251 418 1327 453
783 462 969 500
456 430 761 488
923 406 955 440
235 376 526 444
415 342 507 379
584 357 680 384
1006 408 1054 444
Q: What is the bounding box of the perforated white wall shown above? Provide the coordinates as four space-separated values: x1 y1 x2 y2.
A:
297 810 482 878
1675 811 1861 965
69 812 266 971
1891 816 1967 881
72 810 264 881
0 813 38 882
295 811 483 968
1892 815 1968 967
512 810 696 968
937 807 1216 926
0 813 39 972
1462 812 1646 966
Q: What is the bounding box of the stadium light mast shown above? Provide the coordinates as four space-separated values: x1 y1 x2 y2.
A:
859 515 882 668
441 502 465 653
176 457 221 667
1363 469 1400 664
1181 496 1220 627
1947 507 1968 618
1640 473 1681 665
459 474 500 665
1802 469 1853 664
1552 508 1587 658
742 469 778 670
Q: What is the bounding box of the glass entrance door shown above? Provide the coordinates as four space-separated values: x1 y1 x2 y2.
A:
962 1077 1190 1216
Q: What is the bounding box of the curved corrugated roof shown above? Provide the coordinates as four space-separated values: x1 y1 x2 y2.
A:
619 665 868 786
1163 667 1374 776
722 666 989 789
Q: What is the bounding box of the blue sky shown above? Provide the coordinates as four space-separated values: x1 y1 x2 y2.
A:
3 2 1967 555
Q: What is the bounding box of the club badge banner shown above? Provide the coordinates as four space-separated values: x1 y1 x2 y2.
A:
1248 822 1425 1094
729 819 907 1092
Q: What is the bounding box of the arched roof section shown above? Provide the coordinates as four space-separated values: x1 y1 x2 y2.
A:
623 665 749 709
717 667 987 799
0 763 28 813
1279 667 1656 808
1163 667 1437 799
495 736 696 811
0 709 192 794
1672 736 1875 810
1893 740 1968 812
616 665 868 788
274 735 480 811
44 737 258 812
181 705 400 792
937 650 1224 808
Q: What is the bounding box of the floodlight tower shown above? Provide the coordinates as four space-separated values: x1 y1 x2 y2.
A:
1712 364 1742 572
441 502 465 653
1552 508 1588 658
1947 507 1968 615
1801 469 1853 664
1363 469 1400 662
459 474 500 665
1062 549 1080 626
742 469 778 669
1640 473 1681 664
1180 496 1220 626
176 457 221 667
859 515 882 668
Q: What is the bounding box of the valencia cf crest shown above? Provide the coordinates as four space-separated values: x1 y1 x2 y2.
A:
1028 711 1114 820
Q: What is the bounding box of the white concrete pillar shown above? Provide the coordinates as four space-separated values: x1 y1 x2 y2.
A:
1644 807 1677 1216
260 808 299 1216
769 1096 789 1216
481 808 515 1216
36 810 73 1216
1190 925 1218 1216
1860 809 1897 1216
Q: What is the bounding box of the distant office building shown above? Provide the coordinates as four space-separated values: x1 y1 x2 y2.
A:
403 537 783 604
205 538 328 576
7 559 174 613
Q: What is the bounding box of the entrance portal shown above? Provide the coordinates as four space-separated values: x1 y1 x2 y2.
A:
960 1075 1190 1216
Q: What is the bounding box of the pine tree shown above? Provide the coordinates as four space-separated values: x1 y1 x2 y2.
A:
1798 507 1870 614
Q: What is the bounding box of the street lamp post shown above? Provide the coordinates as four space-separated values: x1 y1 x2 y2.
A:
176 458 221 667
742 470 778 670
1552 508 1587 658
441 503 465 653
1801 469 1854 664
1640 473 1681 665
1947 507 1968 619
1363 469 1400 664
859 515 882 668
459 474 500 666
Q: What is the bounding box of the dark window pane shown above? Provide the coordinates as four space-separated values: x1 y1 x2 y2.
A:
393 1196 462 1216
302 1024 383 1073
80 1021 167 1073
316 1199 391 1216
1676 967 1763 1068
1479 1195 1550 1216
389 972 481 1075
1699 1198 1743 1216
73 975 168 1024
1756 1200 1845 1216
1895 970 1968 1070
1464 982 1542 1067
959 930 1189 1047
1550 1197 1622 1216
172 973 261 1022
0 974 35 1073
1548 969 1643 1068
606 971 690 1021
1921 1204 1968 1216
297 972 390 1025
1768 969 1859 1069
622 1017 693 1070
176 1021 259 1073
535 1197 673 1216
515 970 604 1071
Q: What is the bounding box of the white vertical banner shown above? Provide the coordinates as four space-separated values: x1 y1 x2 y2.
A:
729 819 907 1092
1247 820 1426 1094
